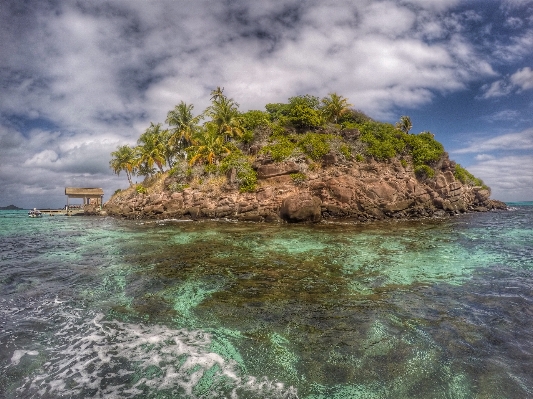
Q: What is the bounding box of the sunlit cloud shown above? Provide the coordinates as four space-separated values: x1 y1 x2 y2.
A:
453 128 533 153
480 66 533 98
510 67 533 91
467 155 533 201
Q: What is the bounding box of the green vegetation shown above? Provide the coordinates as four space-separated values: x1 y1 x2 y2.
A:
260 134 298 161
110 145 137 186
299 133 333 160
321 93 352 124
414 164 435 179
219 151 257 193
290 172 307 185
110 89 484 194
395 115 412 134
339 143 351 159
359 121 406 160
454 164 486 187
135 185 147 194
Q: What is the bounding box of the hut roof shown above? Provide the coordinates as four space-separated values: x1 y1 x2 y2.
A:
65 187 104 197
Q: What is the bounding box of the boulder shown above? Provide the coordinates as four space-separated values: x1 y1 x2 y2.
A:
215 205 234 218
280 195 322 222
322 151 338 166
383 199 414 213
341 128 360 141
256 161 300 179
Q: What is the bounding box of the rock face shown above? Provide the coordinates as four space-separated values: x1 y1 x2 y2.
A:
104 155 507 222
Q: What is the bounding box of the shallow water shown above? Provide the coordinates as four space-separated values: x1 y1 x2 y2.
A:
1 206 532 398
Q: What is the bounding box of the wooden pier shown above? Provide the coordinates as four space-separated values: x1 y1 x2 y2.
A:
31 187 104 216
36 208 86 216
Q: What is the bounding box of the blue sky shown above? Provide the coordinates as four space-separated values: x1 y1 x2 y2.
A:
0 0 532 208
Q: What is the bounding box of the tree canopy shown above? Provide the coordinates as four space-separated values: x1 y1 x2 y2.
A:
109 88 483 193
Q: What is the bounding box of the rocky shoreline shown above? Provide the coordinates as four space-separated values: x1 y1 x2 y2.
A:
102 153 507 223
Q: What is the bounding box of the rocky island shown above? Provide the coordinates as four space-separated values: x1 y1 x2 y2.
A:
0 205 24 210
104 89 506 222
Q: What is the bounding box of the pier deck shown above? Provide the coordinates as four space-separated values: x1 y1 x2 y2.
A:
37 209 86 216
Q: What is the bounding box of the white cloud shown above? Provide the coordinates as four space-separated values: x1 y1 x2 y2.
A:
485 109 521 122
505 16 524 29
481 66 533 98
492 29 533 62
481 80 514 98
474 154 495 161
454 128 533 153
467 155 533 202
510 67 533 91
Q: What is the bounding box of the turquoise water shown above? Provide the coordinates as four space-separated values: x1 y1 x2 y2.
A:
0 207 532 398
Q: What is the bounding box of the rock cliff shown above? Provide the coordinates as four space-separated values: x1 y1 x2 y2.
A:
103 153 506 223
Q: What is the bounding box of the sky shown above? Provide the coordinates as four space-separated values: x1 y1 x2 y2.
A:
0 0 532 209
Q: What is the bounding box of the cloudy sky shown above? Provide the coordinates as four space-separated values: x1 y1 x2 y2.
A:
1 0 532 208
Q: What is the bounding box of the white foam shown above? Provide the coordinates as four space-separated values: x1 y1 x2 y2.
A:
11 350 39 365
12 311 297 398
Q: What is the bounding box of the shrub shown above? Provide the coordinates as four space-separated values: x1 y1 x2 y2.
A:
266 95 324 130
355 154 365 162
168 182 189 192
454 164 485 187
136 185 147 194
204 163 218 175
113 189 122 196
415 165 435 179
220 151 258 192
339 143 352 159
358 121 406 160
406 132 444 167
338 109 373 125
290 172 307 185
260 135 298 161
308 162 320 171
265 102 291 121
288 104 323 129
241 110 271 131
298 133 332 160
168 162 189 180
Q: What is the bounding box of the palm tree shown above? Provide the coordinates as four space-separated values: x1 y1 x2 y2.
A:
136 123 167 173
206 87 244 141
187 125 232 165
210 86 225 101
321 93 352 124
396 115 412 134
165 101 203 155
109 145 137 186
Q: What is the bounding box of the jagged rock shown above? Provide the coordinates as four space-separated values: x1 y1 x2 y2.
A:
104 152 506 223
144 204 164 214
256 187 274 201
215 205 234 218
383 199 414 213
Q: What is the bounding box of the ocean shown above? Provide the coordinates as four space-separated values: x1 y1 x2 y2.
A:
1 205 532 398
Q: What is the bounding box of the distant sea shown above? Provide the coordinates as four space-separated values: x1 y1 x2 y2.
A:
1 205 532 398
